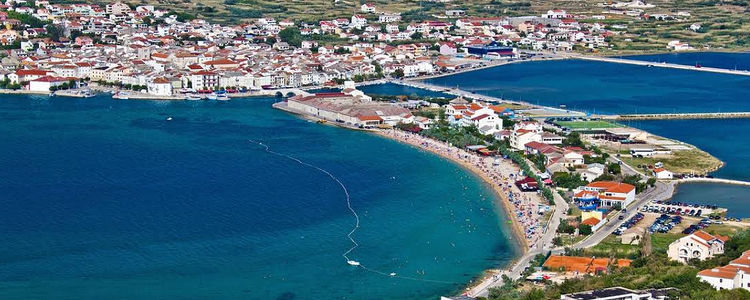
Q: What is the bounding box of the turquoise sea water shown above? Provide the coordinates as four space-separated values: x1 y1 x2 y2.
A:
0 95 518 299
423 53 750 216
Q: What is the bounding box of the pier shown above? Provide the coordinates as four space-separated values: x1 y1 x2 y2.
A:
603 112 750 120
567 54 750 77
677 177 750 187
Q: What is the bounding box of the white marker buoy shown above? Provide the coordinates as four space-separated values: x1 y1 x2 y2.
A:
347 260 360 266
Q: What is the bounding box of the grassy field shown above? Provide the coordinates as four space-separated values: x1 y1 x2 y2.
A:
556 120 622 130
585 235 640 258
651 232 683 252
620 148 723 175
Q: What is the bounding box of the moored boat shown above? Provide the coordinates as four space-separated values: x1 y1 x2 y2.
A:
80 89 96 98
113 92 130 100
185 93 203 101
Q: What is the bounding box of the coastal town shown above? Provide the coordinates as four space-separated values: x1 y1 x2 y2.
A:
0 0 749 300
0 0 724 98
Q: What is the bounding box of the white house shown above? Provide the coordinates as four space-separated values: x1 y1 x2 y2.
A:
351 15 368 29
29 76 69 92
653 168 673 179
544 9 568 19
378 13 401 23
360 3 376 13
147 77 173 96
669 230 727 264
698 250 750 291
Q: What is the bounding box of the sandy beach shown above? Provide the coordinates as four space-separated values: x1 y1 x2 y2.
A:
376 129 551 252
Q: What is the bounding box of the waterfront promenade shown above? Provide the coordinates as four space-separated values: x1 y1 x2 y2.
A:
565 54 750 76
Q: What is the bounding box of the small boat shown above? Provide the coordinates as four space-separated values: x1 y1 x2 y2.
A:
185 93 203 101
389 273 396 276
206 93 218 100
80 89 96 98
216 94 230 101
166 117 173 121
113 92 130 100
346 260 360 266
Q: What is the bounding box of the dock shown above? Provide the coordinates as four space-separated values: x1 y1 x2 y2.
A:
567 54 750 77
677 177 750 187
603 112 750 120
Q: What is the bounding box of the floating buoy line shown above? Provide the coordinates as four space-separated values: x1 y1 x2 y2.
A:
249 140 459 285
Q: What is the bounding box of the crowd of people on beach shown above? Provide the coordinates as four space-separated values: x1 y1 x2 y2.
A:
380 129 546 248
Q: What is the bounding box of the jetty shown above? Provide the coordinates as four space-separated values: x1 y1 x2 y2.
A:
677 177 750 187
566 54 750 77
603 112 750 120
392 79 508 102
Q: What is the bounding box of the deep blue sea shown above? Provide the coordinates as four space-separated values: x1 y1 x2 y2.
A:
423 52 750 216
0 95 518 299
623 51 750 71
424 59 750 115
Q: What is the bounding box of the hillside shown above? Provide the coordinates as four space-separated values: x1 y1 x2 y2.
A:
81 0 749 51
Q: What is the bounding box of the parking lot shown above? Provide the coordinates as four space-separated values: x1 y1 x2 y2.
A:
642 201 717 217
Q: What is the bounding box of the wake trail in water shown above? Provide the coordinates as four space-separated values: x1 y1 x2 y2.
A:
249 139 458 285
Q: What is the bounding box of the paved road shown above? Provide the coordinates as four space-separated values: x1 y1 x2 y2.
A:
468 181 569 298
572 181 673 249
569 154 675 249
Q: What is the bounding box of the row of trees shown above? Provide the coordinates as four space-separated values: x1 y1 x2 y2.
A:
0 78 21 90
48 80 78 91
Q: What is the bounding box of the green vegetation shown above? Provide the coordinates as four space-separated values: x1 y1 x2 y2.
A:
586 235 640 258
6 10 49 28
552 172 587 190
489 229 750 299
557 120 621 130
562 132 584 148
620 148 722 175
278 27 302 48
622 174 647 194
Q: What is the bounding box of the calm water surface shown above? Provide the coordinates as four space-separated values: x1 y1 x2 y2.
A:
0 95 518 299
425 53 750 216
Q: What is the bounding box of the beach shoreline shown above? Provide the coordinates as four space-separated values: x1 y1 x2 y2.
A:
373 129 530 252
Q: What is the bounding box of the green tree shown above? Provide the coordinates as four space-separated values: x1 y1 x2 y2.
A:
607 162 621 175
278 27 302 48
563 132 585 148
46 24 66 42
391 68 405 78
579 224 593 235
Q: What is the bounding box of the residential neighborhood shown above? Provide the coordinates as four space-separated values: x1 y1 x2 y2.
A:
0 0 634 97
